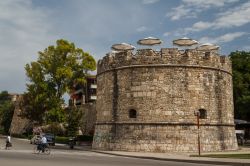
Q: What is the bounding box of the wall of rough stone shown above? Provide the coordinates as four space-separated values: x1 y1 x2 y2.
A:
97 49 232 75
93 124 236 152
93 48 238 152
78 103 96 135
9 95 31 135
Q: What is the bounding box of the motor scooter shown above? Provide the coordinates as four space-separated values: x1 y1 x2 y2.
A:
68 137 76 149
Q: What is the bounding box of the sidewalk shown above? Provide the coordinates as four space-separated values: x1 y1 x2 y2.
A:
54 142 250 165
90 147 250 166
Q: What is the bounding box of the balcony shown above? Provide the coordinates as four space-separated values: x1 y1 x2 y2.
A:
90 84 97 89
90 95 97 100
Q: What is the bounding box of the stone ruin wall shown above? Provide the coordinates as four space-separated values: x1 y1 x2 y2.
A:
92 48 238 152
78 103 96 136
9 95 31 135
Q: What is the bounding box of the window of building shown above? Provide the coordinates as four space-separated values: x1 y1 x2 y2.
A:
199 109 207 119
129 109 137 118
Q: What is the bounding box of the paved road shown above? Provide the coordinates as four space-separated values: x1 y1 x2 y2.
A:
0 136 228 166
0 136 34 150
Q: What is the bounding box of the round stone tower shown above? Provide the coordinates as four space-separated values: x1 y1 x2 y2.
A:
92 48 238 152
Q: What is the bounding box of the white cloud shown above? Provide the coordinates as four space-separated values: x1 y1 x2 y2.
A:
0 0 56 93
62 1 151 56
191 21 213 31
142 0 159 5
166 0 239 20
218 32 247 42
213 2 250 29
163 32 170 37
183 1 250 33
0 0 152 93
199 32 247 44
242 45 250 51
136 26 148 32
166 5 195 20
183 0 239 8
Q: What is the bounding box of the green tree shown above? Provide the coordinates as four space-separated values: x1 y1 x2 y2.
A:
66 107 83 137
0 91 15 134
1 102 15 134
230 51 250 120
0 91 9 102
24 39 96 125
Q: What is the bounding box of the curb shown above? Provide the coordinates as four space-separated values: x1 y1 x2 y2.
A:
91 150 249 166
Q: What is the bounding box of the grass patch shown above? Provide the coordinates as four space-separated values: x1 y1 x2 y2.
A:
191 153 250 159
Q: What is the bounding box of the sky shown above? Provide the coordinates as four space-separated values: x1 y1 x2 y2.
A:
0 0 250 95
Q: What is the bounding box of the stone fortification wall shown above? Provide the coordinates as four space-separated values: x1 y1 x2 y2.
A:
9 95 31 135
93 48 238 152
78 103 96 135
97 48 231 75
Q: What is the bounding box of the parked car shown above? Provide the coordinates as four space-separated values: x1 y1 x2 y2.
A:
44 133 55 146
30 135 41 145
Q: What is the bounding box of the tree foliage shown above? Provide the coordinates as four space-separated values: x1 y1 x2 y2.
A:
230 51 250 120
66 107 83 137
23 39 96 124
0 91 10 102
0 91 15 134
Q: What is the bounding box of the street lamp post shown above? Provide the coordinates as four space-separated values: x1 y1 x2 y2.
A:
194 111 201 156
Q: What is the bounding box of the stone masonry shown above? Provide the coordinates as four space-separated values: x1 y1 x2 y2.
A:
9 95 31 135
78 103 96 135
92 48 238 152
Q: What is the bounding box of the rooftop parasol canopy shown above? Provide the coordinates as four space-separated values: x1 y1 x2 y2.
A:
111 43 135 51
173 37 198 46
196 43 220 51
137 37 162 46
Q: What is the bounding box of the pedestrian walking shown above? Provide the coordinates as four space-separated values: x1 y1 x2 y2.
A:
5 134 12 150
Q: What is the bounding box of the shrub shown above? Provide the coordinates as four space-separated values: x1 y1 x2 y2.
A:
55 136 69 144
76 135 93 142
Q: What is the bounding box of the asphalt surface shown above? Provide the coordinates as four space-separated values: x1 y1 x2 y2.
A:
0 150 228 166
0 136 228 166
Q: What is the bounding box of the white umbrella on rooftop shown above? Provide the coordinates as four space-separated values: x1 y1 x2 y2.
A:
111 43 135 51
137 37 162 46
196 43 220 51
173 37 198 47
